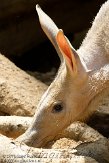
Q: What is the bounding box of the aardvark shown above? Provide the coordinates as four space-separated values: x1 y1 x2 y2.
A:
18 1 109 147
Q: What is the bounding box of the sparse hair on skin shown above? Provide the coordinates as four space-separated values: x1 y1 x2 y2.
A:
17 1 109 148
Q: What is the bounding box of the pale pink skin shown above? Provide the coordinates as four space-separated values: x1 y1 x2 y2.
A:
17 1 109 147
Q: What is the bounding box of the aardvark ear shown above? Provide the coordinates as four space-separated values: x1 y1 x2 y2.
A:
36 4 63 61
56 30 80 74
36 4 89 75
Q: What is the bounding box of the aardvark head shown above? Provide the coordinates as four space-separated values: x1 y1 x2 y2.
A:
18 5 94 148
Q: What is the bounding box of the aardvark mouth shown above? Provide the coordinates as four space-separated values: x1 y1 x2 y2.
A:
19 132 55 148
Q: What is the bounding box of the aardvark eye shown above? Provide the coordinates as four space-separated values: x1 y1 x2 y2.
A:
52 102 63 113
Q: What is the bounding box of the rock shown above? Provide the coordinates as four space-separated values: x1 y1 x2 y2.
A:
54 122 104 143
0 54 47 116
75 138 109 163
0 116 32 138
0 134 99 163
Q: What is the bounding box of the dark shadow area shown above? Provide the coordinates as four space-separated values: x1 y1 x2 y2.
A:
11 41 60 72
87 111 109 138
